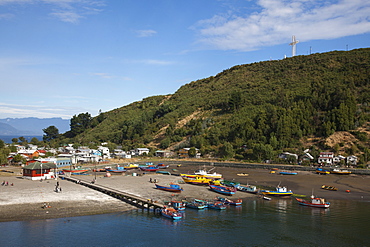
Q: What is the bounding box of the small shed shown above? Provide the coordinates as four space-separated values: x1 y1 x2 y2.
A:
22 162 57 180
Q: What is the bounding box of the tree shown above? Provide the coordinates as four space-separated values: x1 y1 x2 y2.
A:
188 147 197 158
70 112 92 137
43 126 60 142
0 139 4 149
11 154 26 165
11 138 18 144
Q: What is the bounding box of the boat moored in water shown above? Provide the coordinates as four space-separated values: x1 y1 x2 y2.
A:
260 186 293 197
161 207 182 220
295 195 330 208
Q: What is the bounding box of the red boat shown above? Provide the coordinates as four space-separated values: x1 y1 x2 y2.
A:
62 169 89 173
140 166 159 172
295 195 330 208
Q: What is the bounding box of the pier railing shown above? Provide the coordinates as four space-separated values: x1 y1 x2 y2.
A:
61 176 163 212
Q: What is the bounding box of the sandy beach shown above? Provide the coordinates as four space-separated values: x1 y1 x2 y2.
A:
1 164 369 222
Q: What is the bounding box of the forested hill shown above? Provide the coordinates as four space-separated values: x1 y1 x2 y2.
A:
57 48 370 164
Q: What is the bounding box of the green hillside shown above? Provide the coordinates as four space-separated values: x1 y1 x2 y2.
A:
55 48 370 164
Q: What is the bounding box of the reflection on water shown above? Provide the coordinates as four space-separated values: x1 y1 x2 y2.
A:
1 198 369 246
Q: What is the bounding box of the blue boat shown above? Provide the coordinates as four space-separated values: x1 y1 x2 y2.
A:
209 184 237 195
167 200 186 211
185 200 206 210
279 171 298 175
155 183 183 193
260 186 293 197
208 201 226 210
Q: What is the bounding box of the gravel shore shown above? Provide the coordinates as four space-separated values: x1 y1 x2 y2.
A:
1 164 369 222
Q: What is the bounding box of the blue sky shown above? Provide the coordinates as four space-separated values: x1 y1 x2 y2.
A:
0 0 369 119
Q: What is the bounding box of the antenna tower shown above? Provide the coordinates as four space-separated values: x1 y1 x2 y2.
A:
289 35 299 57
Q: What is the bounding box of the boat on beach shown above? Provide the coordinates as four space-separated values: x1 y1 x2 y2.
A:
193 167 222 179
279 171 298 175
331 169 351 175
140 166 159 172
316 168 330 175
155 183 183 193
295 195 330 208
321 185 338 191
157 163 169 169
182 176 213 185
62 168 89 173
209 184 237 195
122 163 139 170
161 207 182 220
260 186 293 197
236 184 258 194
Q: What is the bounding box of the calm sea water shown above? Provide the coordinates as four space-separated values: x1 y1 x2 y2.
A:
0 135 42 144
0 198 369 247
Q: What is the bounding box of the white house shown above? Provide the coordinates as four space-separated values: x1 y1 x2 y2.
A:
135 148 150 156
318 152 334 166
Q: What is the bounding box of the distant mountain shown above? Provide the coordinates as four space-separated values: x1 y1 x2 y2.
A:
0 117 70 136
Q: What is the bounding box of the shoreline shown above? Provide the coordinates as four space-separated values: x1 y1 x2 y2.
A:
1 164 369 222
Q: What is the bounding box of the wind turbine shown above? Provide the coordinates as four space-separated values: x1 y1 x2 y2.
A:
289 35 299 57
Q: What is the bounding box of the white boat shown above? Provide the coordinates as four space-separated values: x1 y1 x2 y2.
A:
295 195 330 208
331 169 351 175
193 167 222 179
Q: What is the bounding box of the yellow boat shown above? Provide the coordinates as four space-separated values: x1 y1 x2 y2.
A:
123 163 139 169
182 176 213 185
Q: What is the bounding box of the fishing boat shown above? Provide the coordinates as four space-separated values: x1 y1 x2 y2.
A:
193 167 222 179
208 201 226 210
193 199 210 208
105 168 126 173
236 184 258 194
185 200 206 210
157 163 169 169
217 197 242 206
260 186 293 197
140 166 159 172
156 170 171 175
161 207 182 220
237 173 249 176
321 185 338 191
295 195 330 208
209 184 237 195
167 200 186 211
221 180 240 187
62 168 89 173
331 169 351 175
182 176 213 185
122 163 139 170
155 183 183 193
279 171 298 175
316 168 330 175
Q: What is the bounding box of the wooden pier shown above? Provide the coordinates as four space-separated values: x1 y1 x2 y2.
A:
61 176 164 213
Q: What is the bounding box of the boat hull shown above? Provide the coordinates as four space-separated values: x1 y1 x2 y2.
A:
155 184 183 193
161 208 182 220
209 184 236 195
296 198 330 208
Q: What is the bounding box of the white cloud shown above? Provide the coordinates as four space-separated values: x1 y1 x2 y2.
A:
136 29 157 37
0 0 105 23
194 0 370 51
0 102 78 119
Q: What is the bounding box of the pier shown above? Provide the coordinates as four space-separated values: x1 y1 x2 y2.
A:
61 176 164 213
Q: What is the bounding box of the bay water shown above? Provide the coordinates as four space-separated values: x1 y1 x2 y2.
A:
0 198 369 247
